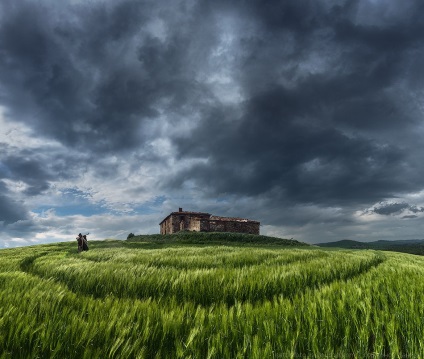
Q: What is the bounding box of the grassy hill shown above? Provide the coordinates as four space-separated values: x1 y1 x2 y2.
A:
317 238 424 255
127 231 309 246
0 232 424 357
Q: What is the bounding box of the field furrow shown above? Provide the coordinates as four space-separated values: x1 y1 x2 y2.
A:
20 246 385 305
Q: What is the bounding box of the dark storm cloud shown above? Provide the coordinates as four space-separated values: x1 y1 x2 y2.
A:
371 202 409 216
235 0 424 134
0 141 94 231
2 154 51 196
0 182 28 224
169 0 424 215
367 202 424 216
172 84 413 207
0 144 86 197
0 0 215 153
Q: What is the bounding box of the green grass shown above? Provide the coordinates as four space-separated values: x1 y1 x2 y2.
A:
317 238 424 256
0 233 424 358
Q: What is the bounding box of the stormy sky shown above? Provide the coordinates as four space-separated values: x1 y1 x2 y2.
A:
1 0 424 247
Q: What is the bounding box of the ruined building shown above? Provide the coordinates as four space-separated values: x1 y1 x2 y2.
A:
160 208 260 235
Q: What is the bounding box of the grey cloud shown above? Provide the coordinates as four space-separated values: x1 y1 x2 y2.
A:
0 0 217 154
409 205 424 213
171 84 411 207
0 182 28 224
235 0 424 133
371 202 409 215
369 202 424 216
2 155 51 196
0 146 87 197
167 0 424 214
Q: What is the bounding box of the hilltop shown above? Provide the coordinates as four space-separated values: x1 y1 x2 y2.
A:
126 231 309 246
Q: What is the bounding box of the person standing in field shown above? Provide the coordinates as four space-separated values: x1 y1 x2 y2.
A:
82 234 89 251
76 233 83 253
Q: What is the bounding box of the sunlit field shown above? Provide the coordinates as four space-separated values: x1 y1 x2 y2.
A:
1 233 424 358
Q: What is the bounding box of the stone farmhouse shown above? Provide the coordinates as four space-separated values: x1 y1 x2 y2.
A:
160 208 260 235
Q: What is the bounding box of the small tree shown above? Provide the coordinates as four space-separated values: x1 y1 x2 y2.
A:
127 233 135 239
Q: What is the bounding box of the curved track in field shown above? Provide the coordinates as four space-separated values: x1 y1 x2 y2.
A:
18 246 387 305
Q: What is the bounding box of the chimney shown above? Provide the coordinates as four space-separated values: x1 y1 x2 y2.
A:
179 207 183 212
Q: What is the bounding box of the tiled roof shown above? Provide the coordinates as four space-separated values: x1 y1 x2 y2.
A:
171 211 210 216
159 211 211 224
209 216 259 223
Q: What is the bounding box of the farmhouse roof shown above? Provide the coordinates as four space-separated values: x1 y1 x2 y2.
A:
159 209 211 225
210 216 260 223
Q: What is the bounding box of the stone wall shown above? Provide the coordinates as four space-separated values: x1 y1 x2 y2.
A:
187 216 201 231
160 212 210 234
199 218 210 232
160 217 172 234
209 219 260 235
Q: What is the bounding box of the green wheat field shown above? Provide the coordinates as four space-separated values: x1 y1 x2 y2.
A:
1 232 423 358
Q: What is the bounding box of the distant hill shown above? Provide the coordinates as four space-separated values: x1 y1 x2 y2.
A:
317 239 424 255
316 239 371 249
